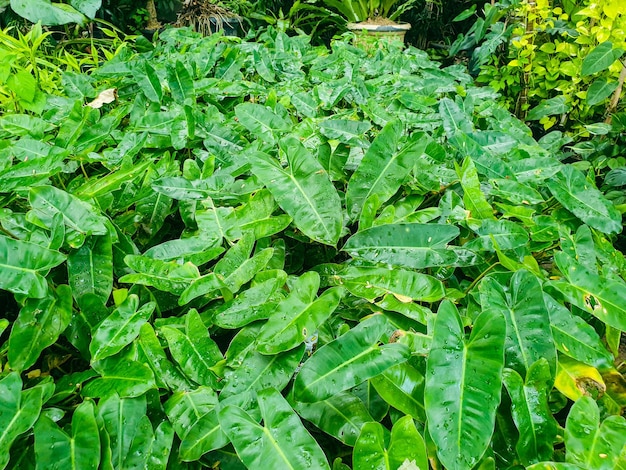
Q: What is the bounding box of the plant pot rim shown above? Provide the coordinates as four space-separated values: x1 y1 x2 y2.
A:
347 21 411 32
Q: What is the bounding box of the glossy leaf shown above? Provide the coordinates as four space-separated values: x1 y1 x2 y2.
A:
544 294 613 370
293 314 411 403
353 417 428 470
547 167 622 234
479 270 556 377
329 265 444 303
8 285 73 371
67 232 113 307
552 252 626 331
220 388 330 469
249 137 343 245
160 310 223 388
0 374 50 469
503 359 557 465
34 401 100 470
294 391 374 446
120 255 201 295
166 60 195 103
425 301 506 470
370 362 426 421
82 359 156 398
457 156 495 222
346 120 429 219
565 396 626 469
0 235 65 298
581 41 625 76
235 102 291 143
343 223 460 269
256 272 342 354
29 185 108 236
89 295 156 362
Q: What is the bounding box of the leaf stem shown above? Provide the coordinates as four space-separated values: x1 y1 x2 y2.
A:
464 261 500 294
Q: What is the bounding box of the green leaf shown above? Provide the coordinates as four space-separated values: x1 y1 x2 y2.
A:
137 61 163 102
89 295 156 362
586 78 619 106
343 223 460 269
370 362 426 421
479 270 556 377
67 232 113 308
213 274 287 329
553 252 626 332
29 185 108 237
526 96 571 120
439 98 473 137
8 285 72 371
330 266 445 303
457 156 495 221
565 396 626 469
235 102 291 144
503 359 557 466
219 388 330 470
82 359 156 398
137 323 192 391
581 41 625 76
293 391 374 446
249 138 343 245
465 219 529 252
545 294 613 370
425 301 506 470
293 314 411 403
166 60 195 103
547 166 622 234
221 344 304 399
119 255 201 295
353 417 428 470
34 401 100 470
256 272 342 354
160 310 223 388
345 121 429 219
0 373 49 469
97 394 147 470
319 119 371 147
0 235 65 298
10 0 86 25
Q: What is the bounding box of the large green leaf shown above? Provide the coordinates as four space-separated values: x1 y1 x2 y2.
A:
249 137 343 245
256 272 342 354
119 255 201 295
10 0 87 25
221 344 304 399
345 120 429 219
97 394 148 470
352 416 428 470
219 388 330 470
565 396 626 469
425 301 506 470
82 359 156 398
29 185 108 237
8 285 72 371
503 359 557 466
0 374 51 470
547 166 622 234
293 391 374 446
89 295 156 362
160 310 223 388
166 60 195 103
457 156 495 222
370 362 426 421
0 235 65 298
343 223 460 269
235 102 291 144
67 233 113 308
293 314 411 403
581 41 625 76
328 265 444 303
479 270 556 377
526 96 571 121
552 252 626 331
34 401 100 470
544 294 613 369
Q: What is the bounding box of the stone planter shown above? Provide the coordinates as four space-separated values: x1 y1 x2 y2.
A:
347 21 411 50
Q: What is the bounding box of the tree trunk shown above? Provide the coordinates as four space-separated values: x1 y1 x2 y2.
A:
146 0 161 29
